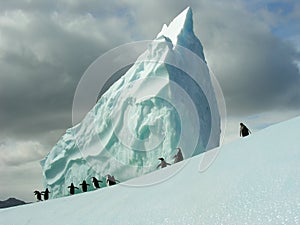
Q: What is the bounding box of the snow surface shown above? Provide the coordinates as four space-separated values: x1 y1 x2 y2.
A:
41 7 221 198
1 116 299 225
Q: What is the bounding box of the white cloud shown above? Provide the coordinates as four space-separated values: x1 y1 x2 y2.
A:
0 9 30 28
0 139 46 166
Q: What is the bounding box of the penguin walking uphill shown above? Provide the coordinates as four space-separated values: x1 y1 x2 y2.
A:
157 157 171 169
106 174 119 186
34 190 43 201
68 183 79 195
173 148 184 164
41 188 51 200
79 180 90 192
91 177 103 189
240 123 251 137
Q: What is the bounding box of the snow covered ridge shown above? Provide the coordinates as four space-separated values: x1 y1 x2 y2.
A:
1 116 299 225
41 7 223 198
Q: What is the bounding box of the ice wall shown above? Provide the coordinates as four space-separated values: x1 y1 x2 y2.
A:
41 7 221 198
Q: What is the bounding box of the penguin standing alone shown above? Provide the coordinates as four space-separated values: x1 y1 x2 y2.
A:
91 177 102 189
79 180 90 192
68 183 79 195
240 123 251 137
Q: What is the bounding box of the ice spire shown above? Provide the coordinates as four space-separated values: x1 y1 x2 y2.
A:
157 7 206 62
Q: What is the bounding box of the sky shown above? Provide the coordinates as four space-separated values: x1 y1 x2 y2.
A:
0 0 299 202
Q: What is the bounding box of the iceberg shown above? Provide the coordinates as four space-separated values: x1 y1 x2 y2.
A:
41 7 221 198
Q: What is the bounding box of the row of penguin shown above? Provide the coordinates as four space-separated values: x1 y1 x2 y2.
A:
34 147 184 201
34 123 252 201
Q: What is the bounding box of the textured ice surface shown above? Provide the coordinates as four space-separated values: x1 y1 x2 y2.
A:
41 7 221 198
1 116 299 225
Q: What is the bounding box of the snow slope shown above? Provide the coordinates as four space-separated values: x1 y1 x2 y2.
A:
1 116 299 225
41 7 221 198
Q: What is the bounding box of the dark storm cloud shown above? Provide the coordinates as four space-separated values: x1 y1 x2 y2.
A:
0 0 134 140
205 29 300 116
190 1 300 116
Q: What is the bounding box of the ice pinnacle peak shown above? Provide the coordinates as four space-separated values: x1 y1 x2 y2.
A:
157 7 205 62
157 7 192 43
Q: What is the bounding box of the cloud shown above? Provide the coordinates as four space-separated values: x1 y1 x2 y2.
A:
191 1 300 116
0 0 135 140
0 139 46 166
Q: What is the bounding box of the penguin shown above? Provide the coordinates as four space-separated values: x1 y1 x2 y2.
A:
106 174 119 186
41 188 51 200
157 157 171 169
34 190 43 201
79 180 90 192
240 123 251 137
67 183 79 195
91 177 102 189
173 148 184 164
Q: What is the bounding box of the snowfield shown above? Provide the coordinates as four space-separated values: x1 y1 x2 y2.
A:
1 116 299 225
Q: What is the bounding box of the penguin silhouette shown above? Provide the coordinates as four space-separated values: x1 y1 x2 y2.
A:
240 123 251 137
41 188 51 200
34 190 43 201
157 157 171 169
79 180 90 192
68 183 79 195
92 177 102 189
